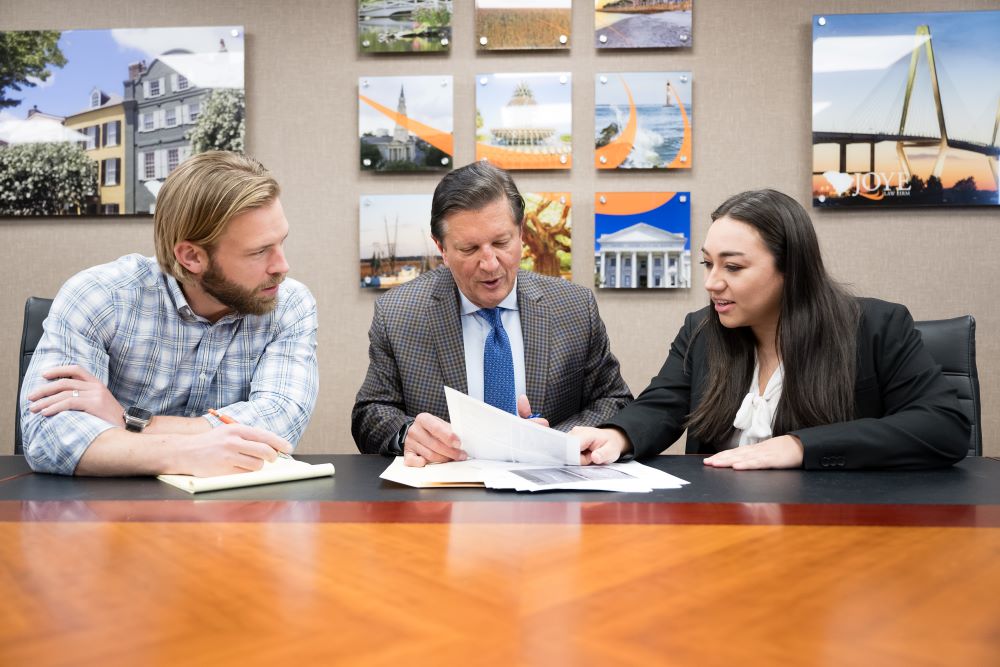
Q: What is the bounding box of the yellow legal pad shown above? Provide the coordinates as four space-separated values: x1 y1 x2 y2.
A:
157 457 335 494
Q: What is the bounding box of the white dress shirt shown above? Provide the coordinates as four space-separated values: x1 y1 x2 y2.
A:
457 281 527 403
731 359 784 447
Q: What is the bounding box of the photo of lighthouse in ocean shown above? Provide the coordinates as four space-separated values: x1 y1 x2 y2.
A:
595 72 692 170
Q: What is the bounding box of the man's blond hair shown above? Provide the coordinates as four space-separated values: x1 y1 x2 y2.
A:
154 151 280 282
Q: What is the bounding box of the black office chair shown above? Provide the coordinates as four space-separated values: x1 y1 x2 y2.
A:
914 316 981 457
15 297 53 455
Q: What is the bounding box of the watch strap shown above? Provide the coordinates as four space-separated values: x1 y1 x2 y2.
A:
387 420 413 458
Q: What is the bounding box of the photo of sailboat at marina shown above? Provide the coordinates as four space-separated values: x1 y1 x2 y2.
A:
359 195 441 289
595 72 692 170
595 0 692 49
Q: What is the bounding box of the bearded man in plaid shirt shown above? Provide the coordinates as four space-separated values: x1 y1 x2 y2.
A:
20 151 318 476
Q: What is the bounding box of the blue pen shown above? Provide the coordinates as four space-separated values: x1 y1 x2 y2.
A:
527 413 543 419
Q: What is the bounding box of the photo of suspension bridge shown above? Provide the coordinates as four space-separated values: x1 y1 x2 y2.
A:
812 10 1000 208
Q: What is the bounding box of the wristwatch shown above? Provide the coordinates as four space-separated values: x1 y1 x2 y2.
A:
123 406 153 433
388 420 413 457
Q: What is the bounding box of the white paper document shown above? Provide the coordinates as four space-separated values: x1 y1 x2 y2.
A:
444 386 579 465
380 457 688 493
157 457 335 494
384 388 689 492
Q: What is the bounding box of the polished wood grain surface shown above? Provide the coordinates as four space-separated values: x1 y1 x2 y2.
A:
2 517 998 666
4 499 1000 527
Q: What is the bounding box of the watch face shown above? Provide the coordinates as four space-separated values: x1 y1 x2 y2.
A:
126 407 153 422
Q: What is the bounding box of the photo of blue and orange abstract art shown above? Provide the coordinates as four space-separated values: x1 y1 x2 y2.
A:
594 192 691 289
812 10 1000 207
595 72 691 170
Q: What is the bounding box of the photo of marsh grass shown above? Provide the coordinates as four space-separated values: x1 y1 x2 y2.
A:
476 0 571 51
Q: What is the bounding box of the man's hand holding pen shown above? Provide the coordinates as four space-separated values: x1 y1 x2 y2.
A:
209 409 294 460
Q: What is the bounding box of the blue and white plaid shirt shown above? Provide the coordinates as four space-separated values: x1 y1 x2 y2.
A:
20 254 319 475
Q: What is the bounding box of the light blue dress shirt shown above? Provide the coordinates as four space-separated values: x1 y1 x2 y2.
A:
457 280 527 404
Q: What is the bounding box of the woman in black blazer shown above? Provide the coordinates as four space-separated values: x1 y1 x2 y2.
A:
573 189 970 470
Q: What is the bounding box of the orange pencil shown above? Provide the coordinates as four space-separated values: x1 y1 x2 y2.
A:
208 408 237 424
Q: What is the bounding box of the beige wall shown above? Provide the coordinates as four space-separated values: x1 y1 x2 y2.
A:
2 0 998 456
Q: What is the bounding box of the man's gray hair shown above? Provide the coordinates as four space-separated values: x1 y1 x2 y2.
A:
430 160 525 241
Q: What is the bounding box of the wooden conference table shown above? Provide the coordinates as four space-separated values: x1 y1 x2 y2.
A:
2 454 999 666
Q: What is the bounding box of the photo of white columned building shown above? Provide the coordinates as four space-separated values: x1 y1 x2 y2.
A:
594 192 691 289
595 222 691 288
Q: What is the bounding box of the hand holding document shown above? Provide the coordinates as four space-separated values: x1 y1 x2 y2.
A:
445 386 579 465
158 456 335 494
380 389 689 493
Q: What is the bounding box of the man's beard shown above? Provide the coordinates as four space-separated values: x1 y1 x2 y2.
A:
200 261 285 316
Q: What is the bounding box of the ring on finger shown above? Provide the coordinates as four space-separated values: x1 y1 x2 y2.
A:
72 389 80 398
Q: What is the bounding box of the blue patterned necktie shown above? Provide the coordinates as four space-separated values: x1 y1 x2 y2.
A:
478 307 517 415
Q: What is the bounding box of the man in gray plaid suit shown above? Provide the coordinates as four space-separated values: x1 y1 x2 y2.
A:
353 161 632 465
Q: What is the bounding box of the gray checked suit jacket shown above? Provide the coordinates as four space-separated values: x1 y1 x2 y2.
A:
352 267 633 455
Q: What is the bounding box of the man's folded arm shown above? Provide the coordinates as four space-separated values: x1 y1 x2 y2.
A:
20 281 120 475
207 288 319 446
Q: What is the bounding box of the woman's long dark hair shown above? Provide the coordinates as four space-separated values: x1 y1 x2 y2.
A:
686 189 860 444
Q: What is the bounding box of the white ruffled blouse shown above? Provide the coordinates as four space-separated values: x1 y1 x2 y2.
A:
731 360 784 447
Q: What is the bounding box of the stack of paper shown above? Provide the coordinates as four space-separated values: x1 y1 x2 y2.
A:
381 389 689 492
157 457 335 494
374 388 688 492
380 457 687 493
